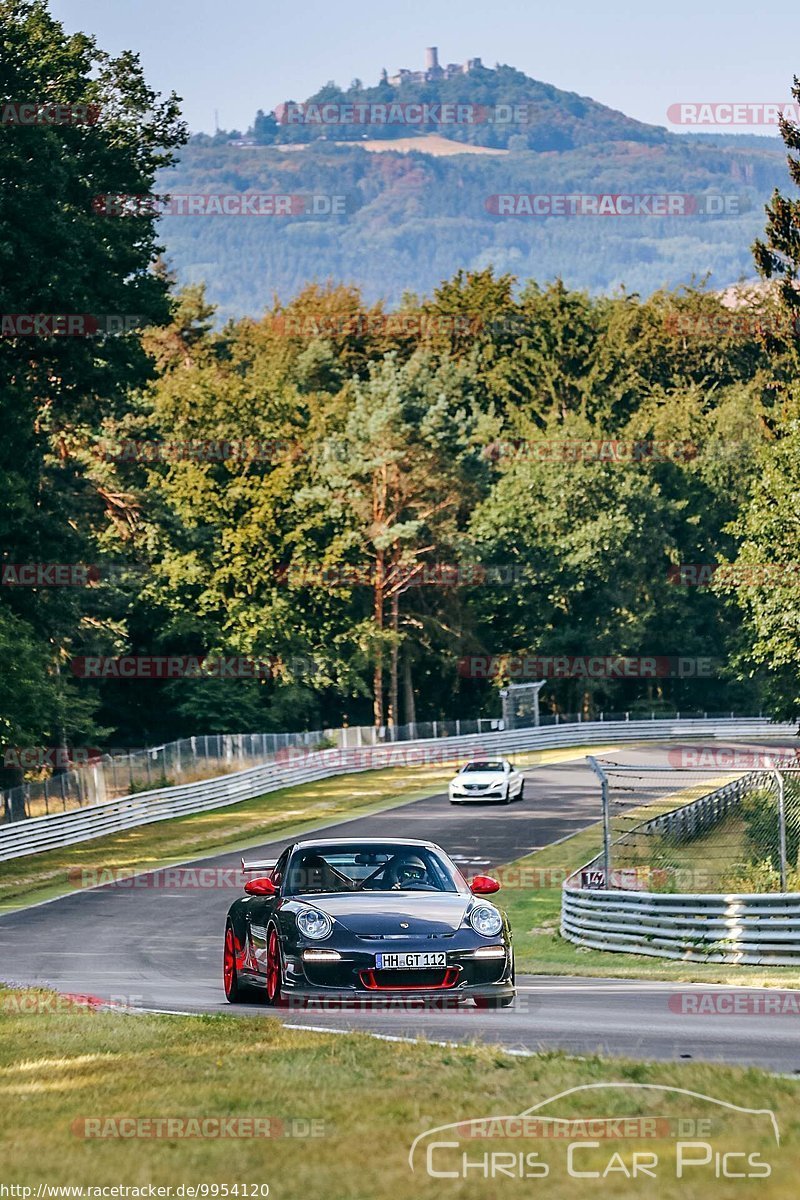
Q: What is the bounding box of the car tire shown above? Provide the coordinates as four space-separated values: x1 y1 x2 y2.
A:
473 995 515 1009
502 786 511 804
265 925 286 1007
223 921 253 1003
224 921 263 1004
518 782 525 801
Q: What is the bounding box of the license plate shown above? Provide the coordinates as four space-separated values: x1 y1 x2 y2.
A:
375 952 447 970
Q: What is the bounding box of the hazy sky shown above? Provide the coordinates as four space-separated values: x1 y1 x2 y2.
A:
49 0 799 136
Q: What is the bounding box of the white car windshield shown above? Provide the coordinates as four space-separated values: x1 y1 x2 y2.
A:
462 761 504 772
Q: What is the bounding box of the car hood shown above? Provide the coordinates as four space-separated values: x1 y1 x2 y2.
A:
300 892 472 935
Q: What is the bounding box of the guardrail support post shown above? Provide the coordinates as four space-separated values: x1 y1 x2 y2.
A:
587 756 612 888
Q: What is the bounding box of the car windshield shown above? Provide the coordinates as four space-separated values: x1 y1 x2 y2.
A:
462 761 504 772
284 844 462 895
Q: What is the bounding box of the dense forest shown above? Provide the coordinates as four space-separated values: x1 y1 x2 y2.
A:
158 136 787 320
2 1 800 791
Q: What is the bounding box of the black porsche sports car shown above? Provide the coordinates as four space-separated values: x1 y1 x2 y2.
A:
223 837 515 1007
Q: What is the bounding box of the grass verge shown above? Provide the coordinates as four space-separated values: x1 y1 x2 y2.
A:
0 988 797 1197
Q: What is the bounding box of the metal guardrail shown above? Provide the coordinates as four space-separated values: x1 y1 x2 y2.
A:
562 766 800 965
0 716 792 863
561 889 800 966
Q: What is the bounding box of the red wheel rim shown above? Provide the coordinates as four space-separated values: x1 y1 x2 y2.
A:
267 928 280 1001
223 927 235 994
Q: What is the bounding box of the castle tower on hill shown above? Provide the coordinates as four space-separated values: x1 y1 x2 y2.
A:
386 49 483 88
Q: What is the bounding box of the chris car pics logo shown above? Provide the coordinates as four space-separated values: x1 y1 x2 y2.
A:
409 1083 779 1181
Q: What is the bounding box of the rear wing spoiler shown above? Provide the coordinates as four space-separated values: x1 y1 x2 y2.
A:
241 857 277 874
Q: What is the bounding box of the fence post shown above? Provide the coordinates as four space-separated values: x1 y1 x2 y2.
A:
773 767 788 892
587 756 612 888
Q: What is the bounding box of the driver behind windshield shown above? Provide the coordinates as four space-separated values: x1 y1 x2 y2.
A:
382 853 430 890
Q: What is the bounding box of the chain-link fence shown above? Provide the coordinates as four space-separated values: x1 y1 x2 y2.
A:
1 731 329 823
587 751 800 893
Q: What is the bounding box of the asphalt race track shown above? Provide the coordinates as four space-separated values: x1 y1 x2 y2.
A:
2 739 799 1074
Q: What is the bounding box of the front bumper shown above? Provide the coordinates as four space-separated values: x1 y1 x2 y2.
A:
450 792 507 803
283 943 513 998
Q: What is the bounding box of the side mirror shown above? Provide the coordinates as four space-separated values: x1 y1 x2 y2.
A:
470 874 500 895
244 876 277 897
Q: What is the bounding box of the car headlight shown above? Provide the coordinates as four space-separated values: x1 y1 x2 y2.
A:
469 905 503 937
296 907 333 940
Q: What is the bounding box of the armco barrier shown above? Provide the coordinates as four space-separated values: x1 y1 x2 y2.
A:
561 888 800 966
0 717 793 863
562 765 800 965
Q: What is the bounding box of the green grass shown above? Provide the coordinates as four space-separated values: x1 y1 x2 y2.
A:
0 988 797 1197
0 744 613 913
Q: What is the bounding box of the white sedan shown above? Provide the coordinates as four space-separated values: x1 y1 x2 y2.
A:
448 759 525 804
